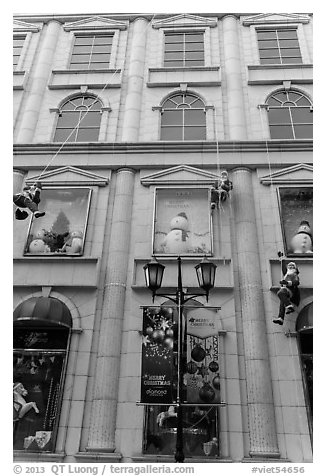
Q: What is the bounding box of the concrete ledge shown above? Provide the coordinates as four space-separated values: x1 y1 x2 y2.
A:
75 451 122 462
13 451 65 462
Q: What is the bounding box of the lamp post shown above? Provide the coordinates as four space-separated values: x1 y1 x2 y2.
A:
143 255 216 463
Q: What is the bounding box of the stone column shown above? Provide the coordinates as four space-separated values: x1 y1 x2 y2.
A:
16 20 61 143
222 15 247 140
231 167 279 457
87 168 135 451
13 169 26 194
121 17 148 141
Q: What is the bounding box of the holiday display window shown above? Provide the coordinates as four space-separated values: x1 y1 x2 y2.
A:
141 304 221 457
13 326 70 452
24 187 91 255
278 187 313 256
153 188 212 256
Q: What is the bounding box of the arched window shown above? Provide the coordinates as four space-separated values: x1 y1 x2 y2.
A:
54 96 102 142
161 93 206 141
266 90 313 139
13 297 72 452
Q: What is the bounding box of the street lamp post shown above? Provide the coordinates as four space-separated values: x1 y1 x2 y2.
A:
143 255 216 463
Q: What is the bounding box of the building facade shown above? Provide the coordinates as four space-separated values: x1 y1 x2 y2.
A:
13 13 313 463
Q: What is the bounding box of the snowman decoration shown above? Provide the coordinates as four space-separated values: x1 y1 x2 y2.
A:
162 212 191 254
290 220 313 254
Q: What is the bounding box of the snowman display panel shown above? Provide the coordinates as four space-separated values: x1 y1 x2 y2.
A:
153 188 212 256
24 187 91 256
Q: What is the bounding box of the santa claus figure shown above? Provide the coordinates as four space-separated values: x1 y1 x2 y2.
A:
273 261 300 326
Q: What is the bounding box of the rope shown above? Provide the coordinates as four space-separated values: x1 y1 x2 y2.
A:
31 14 158 186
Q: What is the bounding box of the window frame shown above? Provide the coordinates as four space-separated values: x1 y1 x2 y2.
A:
23 186 92 257
160 93 207 141
163 30 205 68
69 32 114 70
277 185 313 257
13 34 27 70
256 27 302 65
13 324 71 452
54 95 103 143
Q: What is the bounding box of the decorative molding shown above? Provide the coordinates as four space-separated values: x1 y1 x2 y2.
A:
63 16 128 31
26 166 110 186
259 164 313 185
141 165 220 186
152 13 217 29
13 19 41 32
242 13 311 26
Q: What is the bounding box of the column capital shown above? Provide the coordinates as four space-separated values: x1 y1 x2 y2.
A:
231 166 252 174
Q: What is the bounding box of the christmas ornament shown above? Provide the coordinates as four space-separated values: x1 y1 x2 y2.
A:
199 382 215 403
186 361 197 374
145 326 154 337
197 364 209 378
152 329 165 344
208 361 219 373
212 375 220 390
165 328 174 338
163 337 174 350
191 344 206 362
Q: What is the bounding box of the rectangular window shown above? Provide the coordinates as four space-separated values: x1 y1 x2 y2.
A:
164 32 204 67
257 29 302 65
13 35 26 69
153 188 212 256
24 187 92 256
70 34 113 70
278 187 313 256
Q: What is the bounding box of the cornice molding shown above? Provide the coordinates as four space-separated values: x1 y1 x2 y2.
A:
13 19 41 33
25 166 110 186
63 15 128 31
259 163 313 185
152 13 217 29
242 13 311 26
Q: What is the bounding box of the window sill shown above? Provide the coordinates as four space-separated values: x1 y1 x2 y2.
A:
13 70 27 90
48 69 122 89
132 454 232 463
247 63 313 85
13 451 65 462
147 66 221 87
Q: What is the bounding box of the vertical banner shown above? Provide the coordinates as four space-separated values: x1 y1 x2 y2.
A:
141 306 175 404
184 307 221 404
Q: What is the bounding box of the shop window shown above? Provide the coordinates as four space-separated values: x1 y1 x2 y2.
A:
54 96 102 143
296 303 313 432
257 28 302 65
160 93 206 141
141 302 221 458
164 32 204 67
278 187 313 256
153 188 212 255
13 35 26 69
266 90 313 140
13 297 72 452
24 187 91 256
70 34 113 70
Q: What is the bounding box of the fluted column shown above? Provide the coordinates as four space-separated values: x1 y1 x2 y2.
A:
16 20 61 143
121 17 148 141
222 15 247 140
87 168 135 451
231 167 279 457
13 169 26 194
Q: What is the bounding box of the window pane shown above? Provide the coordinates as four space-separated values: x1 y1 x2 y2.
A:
89 62 110 69
71 54 91 63
185 42 204 51
281 48 301 57
165 51 183 60
291 107 313 123
161 127 183 140
185 33 203 42
261 57 281 64
277 30 297 39
25 188 91 254
90 53 110 62
73 45 92 54
184 109 205 125
259 40 278 48
79 111 101 127
269 125 293 139
294 124 313 139
296 96 311 106
186 51 204 60
94 36 113 44
279 39 300 48
184 126 206 140
76 128 100 141
279 187 313 254
93 44 111 53
54 129 77 142
164 60 183 67
69 63 89 70
259 48 279 58
282 56 302 64
161 110 183 126
268 108 291 124
267 96 282 106
14 328 69 350
165 43 183 52
185 60 204 66
57 111 80 128
165 34 183 43
74 36 93 45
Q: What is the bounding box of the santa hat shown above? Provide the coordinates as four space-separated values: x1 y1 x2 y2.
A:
287 262 299 274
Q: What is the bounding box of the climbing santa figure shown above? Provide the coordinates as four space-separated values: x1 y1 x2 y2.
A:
13 182 45 220
273 261 300 326
211 170 233 209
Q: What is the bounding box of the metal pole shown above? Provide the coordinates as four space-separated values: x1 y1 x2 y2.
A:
175 256 185 463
